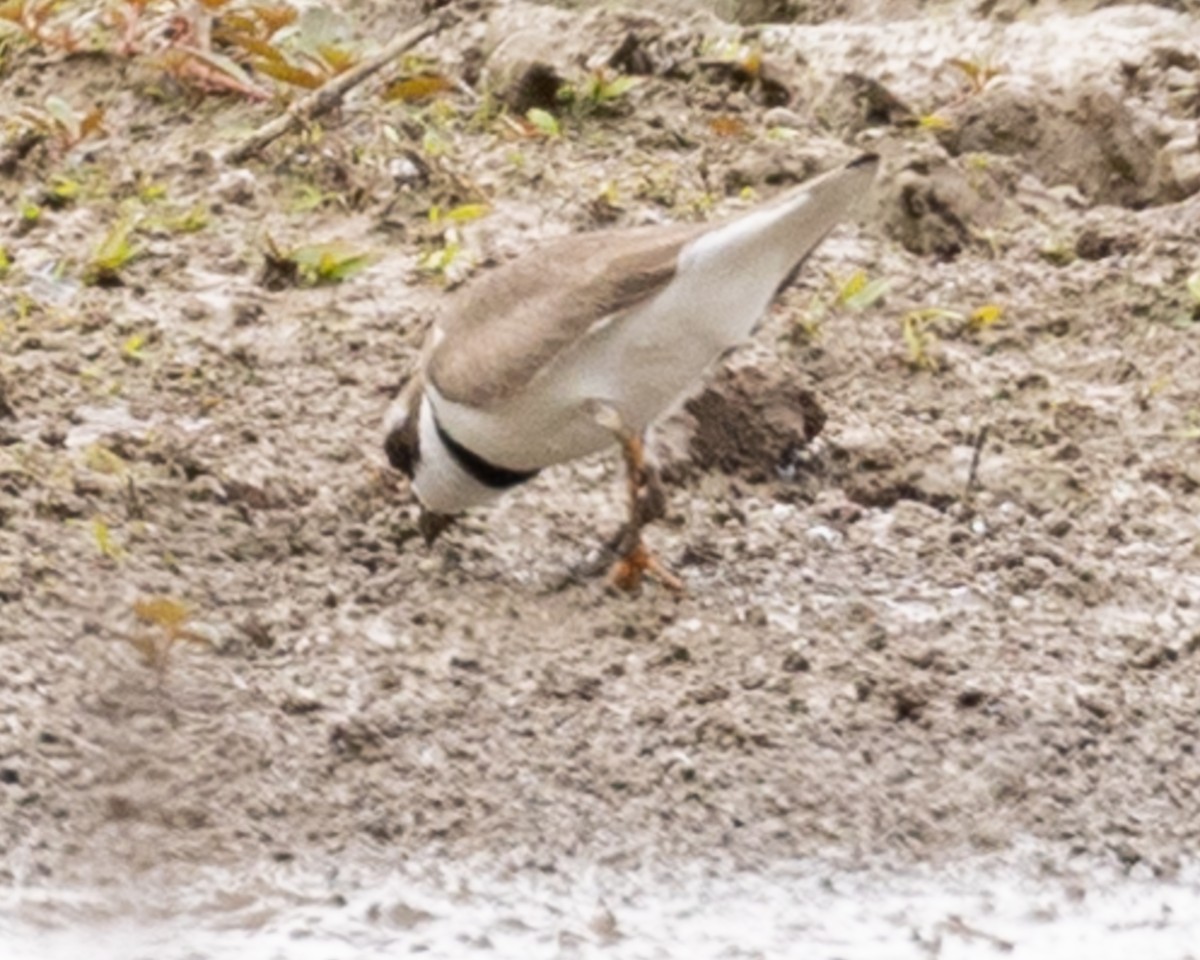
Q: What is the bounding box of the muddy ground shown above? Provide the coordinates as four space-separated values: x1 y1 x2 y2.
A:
2 0 1200 953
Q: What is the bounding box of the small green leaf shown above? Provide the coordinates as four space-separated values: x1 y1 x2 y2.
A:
844 277 891 311
836 271 892 311
1187 270 1200 304
919 114 952 131
121 332 147 361
445 203 488 223
837 270 866 302
598 74 638 101
525 108 560 138
162 204 209 233
902 316 931 369
138 181 168 203
85 218 139 285
968 303 1005 331
45 175 80 207
290 241 374 285
900 308 959 371
92 516 124 560
418 238 462 279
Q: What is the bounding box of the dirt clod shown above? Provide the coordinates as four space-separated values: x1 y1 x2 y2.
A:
685 366 826 483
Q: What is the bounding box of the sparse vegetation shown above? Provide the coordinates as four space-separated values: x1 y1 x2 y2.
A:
126 594 211 672
524 106 561 138
946 56 1004 94
558 68 639 118
91 514 124 561
901 308 946 370
895 303 1006 369
968 303 1004 332
262 235 374 287
84 217 140 286
790 269 891 344
290 240 374 285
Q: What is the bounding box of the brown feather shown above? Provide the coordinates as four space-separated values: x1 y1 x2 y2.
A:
427 221 705 409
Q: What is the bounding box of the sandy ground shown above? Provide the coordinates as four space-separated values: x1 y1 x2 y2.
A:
2 0 1200 955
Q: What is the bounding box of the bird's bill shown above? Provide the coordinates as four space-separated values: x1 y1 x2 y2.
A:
418 507 457 546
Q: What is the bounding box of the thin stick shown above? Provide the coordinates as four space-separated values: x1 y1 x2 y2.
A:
966 424 989 495
222 12 454 165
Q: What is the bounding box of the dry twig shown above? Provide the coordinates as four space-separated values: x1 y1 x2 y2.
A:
966 424 989 494
222 12 455 165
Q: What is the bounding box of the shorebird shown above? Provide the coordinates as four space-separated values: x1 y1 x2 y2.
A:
385 153 879 589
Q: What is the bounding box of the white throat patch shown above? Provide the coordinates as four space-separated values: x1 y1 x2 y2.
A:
412 396 507 514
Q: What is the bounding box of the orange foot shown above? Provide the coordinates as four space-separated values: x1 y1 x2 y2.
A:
609 541 684 593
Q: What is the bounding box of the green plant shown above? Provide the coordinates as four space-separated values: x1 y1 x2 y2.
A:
91 514 125 561
126 594 211 672
292 241 373 284
947 57 1003 95
790 270 891 344
524 107 560 138
900 308 959 370
559 68 638 116
42 173 80 208
262 235 374 287
85 218 140 286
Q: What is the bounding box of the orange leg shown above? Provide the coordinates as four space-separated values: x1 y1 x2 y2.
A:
607 432 683 593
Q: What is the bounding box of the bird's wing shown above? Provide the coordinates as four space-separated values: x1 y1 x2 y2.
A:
427 222 705 409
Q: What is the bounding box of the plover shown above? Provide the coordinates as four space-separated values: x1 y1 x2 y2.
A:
385 153 879 589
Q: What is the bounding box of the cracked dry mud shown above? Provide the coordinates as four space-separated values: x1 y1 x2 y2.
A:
2 0 1200 955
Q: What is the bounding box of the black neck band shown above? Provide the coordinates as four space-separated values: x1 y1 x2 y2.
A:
433 417 540 490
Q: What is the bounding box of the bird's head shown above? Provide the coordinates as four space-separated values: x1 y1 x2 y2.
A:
383 376 458 545
383 375 423 481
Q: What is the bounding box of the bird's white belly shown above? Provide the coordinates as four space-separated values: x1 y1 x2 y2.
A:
433 209 792 470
